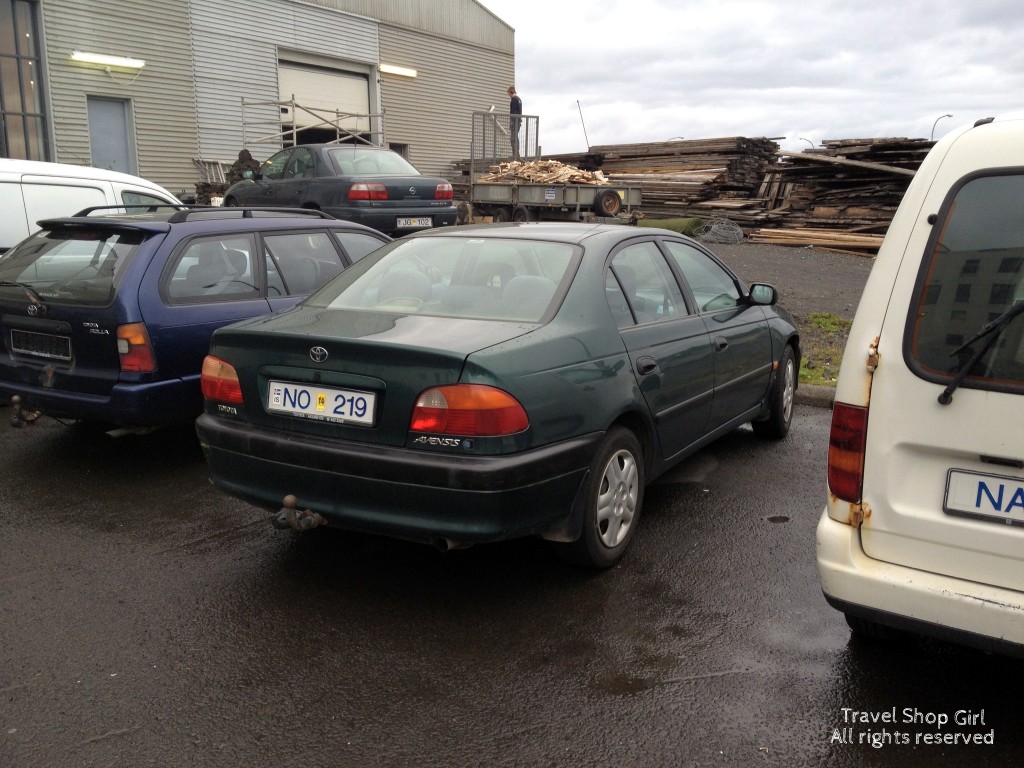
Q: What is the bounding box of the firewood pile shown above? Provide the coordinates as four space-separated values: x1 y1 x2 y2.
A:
477 159 610 185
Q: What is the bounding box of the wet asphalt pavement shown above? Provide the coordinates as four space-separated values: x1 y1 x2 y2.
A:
3 244 1023 767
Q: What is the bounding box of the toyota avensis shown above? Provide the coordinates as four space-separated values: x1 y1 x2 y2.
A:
196 223 800 567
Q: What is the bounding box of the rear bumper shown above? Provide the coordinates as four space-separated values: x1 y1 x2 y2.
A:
816 510 1024 655
195 414 599 546
323 205 457 235
0 376 198 427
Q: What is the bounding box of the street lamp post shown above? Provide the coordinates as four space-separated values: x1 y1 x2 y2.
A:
931 114 953 141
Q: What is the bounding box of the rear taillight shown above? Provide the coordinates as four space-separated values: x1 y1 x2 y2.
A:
410 384 528 436
827 402 868 504
201 355 243 404
434 182 454 200
116 323 157 373
348 183 388 201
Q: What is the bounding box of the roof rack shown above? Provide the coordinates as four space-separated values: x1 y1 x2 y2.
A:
72 203 186 216
165 206 335 223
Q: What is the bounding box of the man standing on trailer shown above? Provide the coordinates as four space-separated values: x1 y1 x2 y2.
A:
508 85 522 160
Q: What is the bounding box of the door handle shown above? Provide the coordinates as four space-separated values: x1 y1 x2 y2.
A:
714 336 729 351
636 356 658 375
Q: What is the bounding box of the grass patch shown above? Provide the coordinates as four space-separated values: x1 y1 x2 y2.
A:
638 217 704 236
799 312 853 387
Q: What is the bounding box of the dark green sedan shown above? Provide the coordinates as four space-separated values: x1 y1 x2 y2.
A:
196 223 799 568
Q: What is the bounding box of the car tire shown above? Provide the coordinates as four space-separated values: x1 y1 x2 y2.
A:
752 343 796 439
557 426 644 569
593 189 622 217
512 206 532 222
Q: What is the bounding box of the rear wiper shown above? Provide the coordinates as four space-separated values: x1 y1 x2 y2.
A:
0 279 45 305
938 300 1024 405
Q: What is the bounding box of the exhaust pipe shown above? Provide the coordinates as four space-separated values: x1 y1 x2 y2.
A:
272 494 327 532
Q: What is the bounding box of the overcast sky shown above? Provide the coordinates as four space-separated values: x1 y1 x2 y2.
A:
476 0 1024 154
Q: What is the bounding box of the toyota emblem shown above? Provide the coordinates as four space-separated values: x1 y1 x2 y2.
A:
309 346 329 363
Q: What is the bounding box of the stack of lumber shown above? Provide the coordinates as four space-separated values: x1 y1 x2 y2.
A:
547 137 781 225
477 159 610 185
747 138 933 253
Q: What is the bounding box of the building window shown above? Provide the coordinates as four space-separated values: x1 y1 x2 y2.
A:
0 0 47 160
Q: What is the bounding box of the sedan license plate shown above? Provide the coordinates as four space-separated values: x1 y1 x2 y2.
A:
397 217 431 228
267 381 375 426
944 468 1024 527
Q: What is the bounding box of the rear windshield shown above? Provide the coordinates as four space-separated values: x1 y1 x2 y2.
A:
308 236 578 322
326 147 421 177
0 227 147 306
908 172 1024 393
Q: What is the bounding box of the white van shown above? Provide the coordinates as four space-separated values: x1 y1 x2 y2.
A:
817 114 1024 657
0 159 182 252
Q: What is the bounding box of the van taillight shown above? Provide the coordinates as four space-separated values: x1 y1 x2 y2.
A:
434 182 454 200
827 402 868 504
116 323 157 373
410 384 528 436
201 355 243 404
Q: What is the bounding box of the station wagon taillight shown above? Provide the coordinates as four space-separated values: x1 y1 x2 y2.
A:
348 183 388 201
201 355 243 404
827 402 868 504
434 182 453 200
116 323 157 373
410 384 528 436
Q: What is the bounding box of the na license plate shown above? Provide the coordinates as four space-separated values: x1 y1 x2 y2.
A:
267 380 375 426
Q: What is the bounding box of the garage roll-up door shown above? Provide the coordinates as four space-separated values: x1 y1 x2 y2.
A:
278 63 370 130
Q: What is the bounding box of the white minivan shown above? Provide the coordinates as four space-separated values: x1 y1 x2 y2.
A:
817 113 1024 657
0 159 182 252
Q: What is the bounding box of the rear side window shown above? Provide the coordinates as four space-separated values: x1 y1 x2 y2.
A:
908 172 1024 393
333 231 387 264
165 236 259 302
264 231 344 296
0 227 145 306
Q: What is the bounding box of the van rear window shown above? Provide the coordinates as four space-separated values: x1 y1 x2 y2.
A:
0 227 146 306
909 173 1024 393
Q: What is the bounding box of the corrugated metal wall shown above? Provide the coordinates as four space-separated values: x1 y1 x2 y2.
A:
190 0 379 165
302 0 514 53
379 24 513 177
39 0 514 191
40 0 198 194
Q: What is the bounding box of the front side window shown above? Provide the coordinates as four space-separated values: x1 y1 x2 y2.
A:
0 227 145 305
259 150 292 181
908 172 1024 392
663 240 741 312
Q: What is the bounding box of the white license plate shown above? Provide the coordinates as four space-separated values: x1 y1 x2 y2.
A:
944 469 1024 527
267 380 375 426
397 217 432 228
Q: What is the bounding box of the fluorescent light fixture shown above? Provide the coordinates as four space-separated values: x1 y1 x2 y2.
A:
71 50 146 69
379 63 417 78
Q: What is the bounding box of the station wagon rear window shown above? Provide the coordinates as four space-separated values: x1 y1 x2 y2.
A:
0 227 146 306
908 172 1024 392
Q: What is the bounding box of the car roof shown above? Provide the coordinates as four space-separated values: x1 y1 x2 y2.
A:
405 221 685 246
34 206 385 236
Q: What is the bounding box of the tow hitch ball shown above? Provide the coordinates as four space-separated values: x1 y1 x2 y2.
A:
9 396 41 428
272 494 327 532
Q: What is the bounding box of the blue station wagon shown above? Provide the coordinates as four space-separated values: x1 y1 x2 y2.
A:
0 206 389 430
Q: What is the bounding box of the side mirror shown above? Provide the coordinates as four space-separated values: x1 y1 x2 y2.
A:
749 283 777 306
